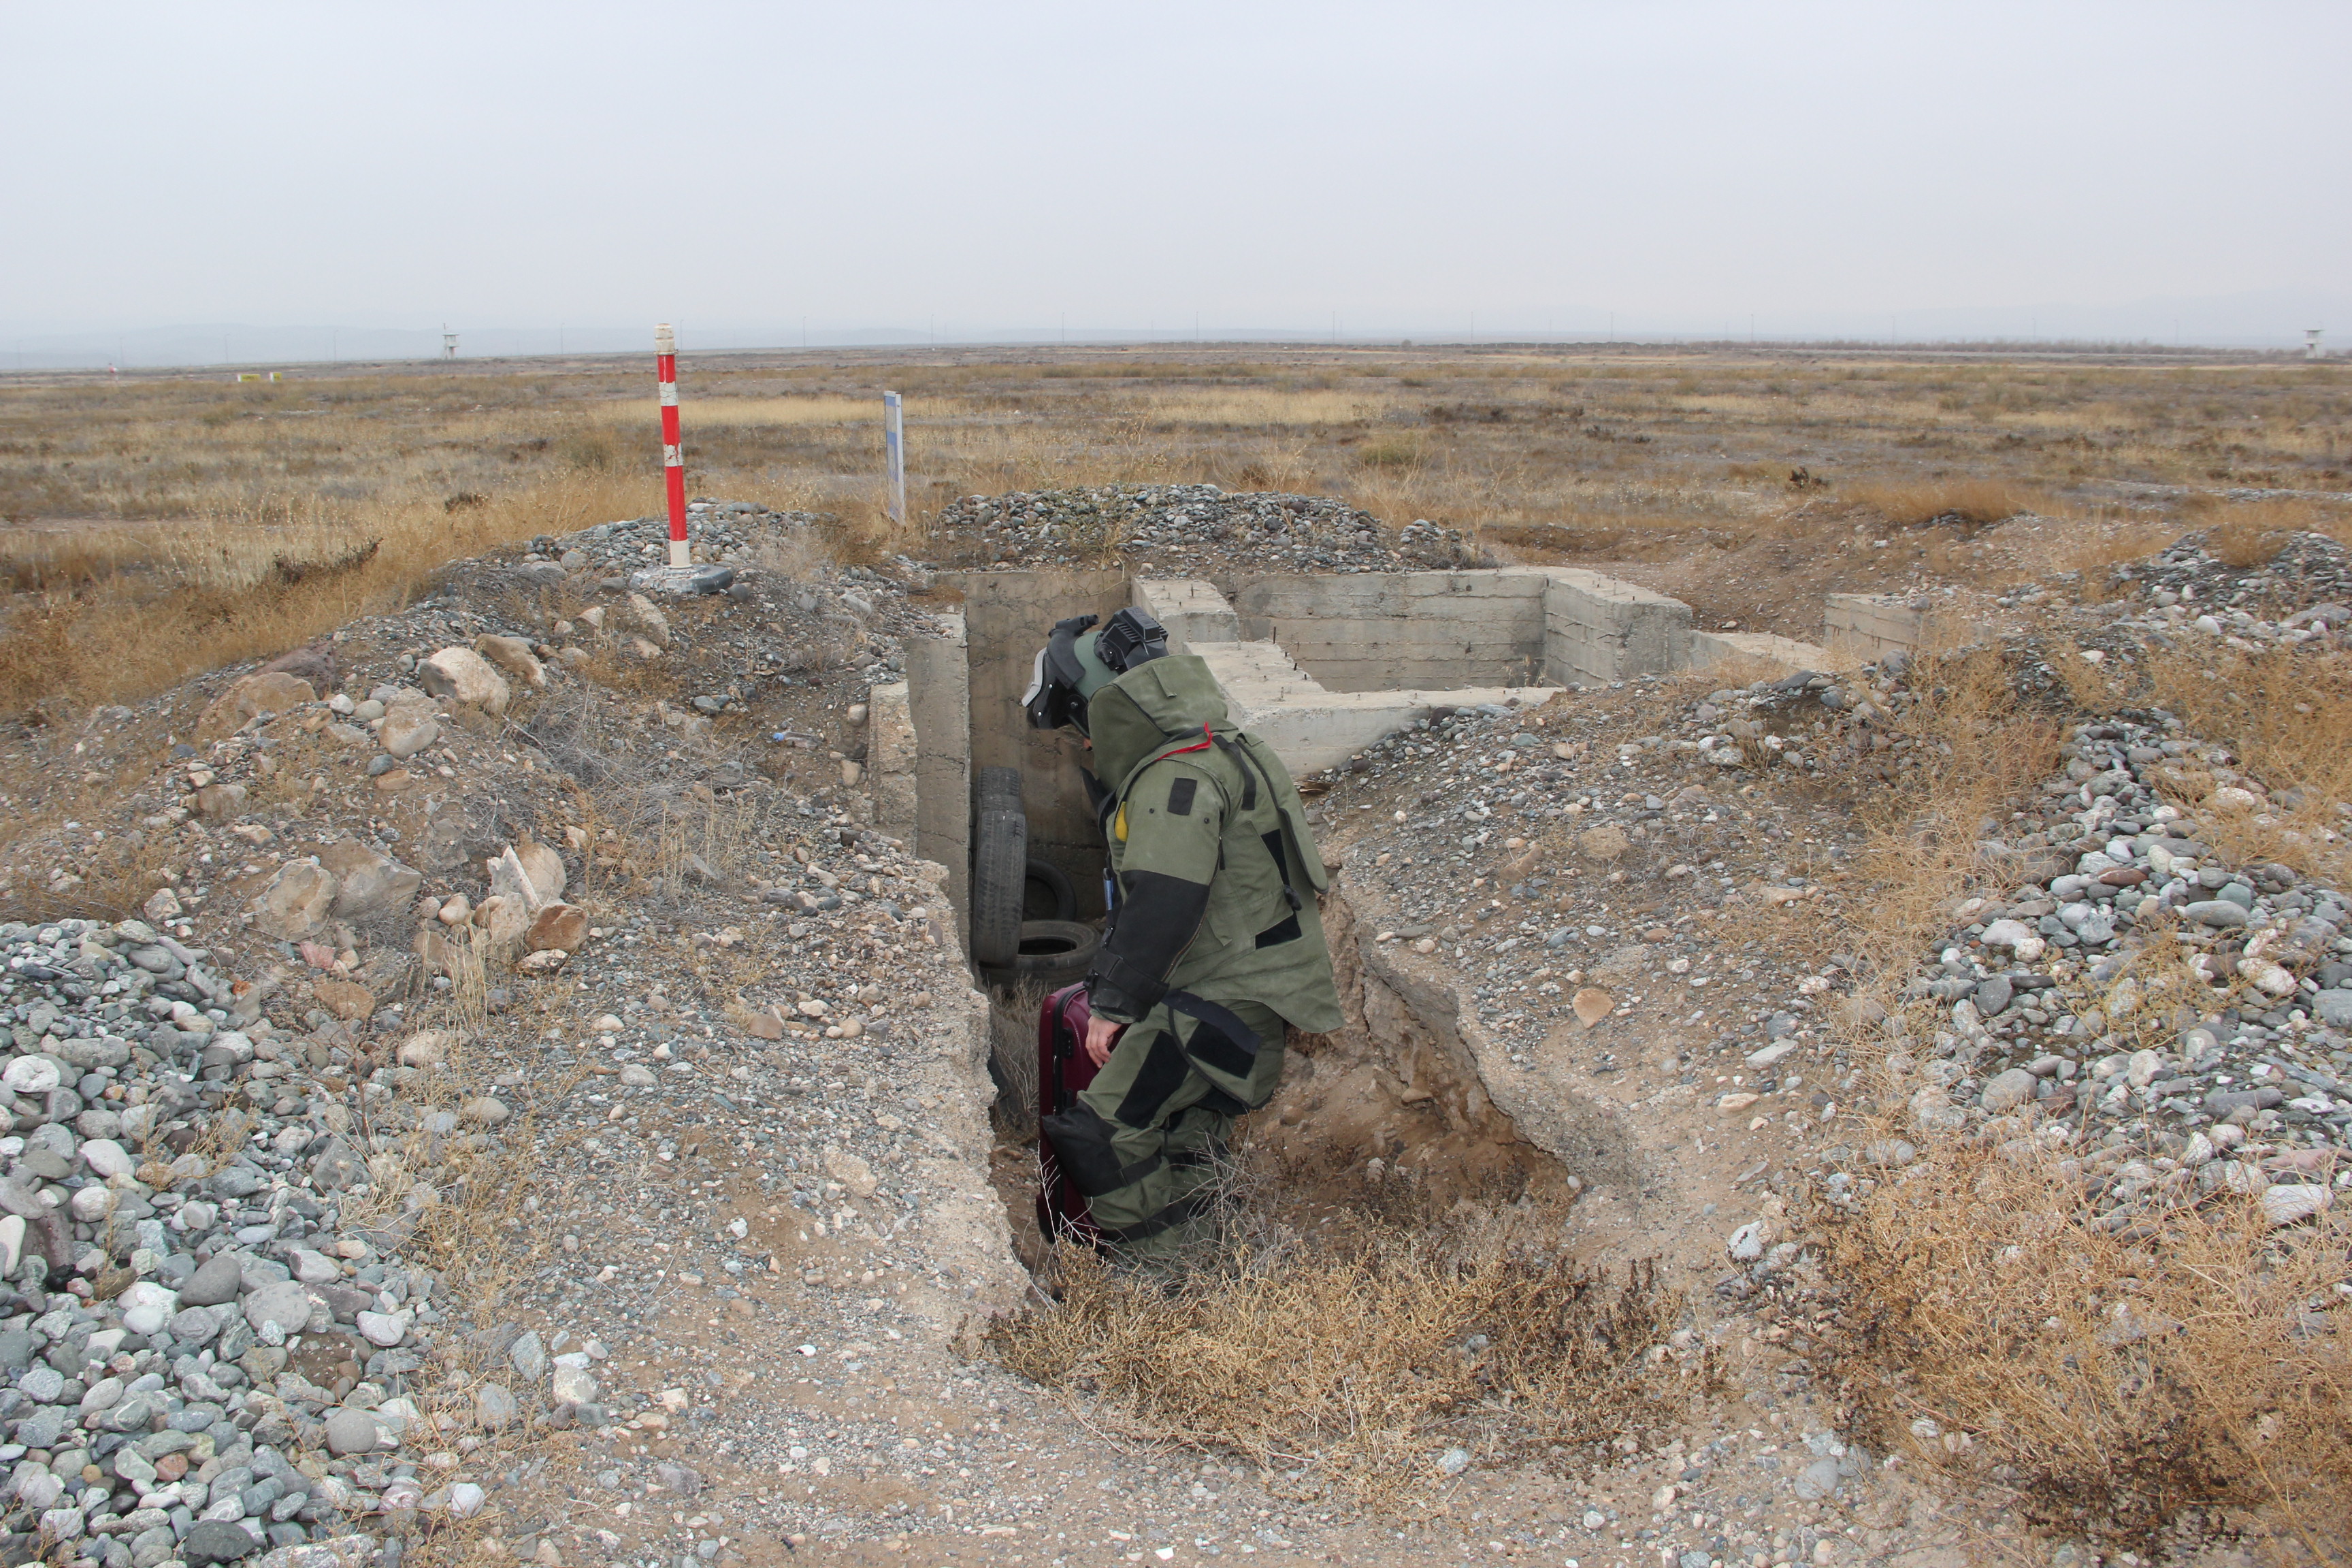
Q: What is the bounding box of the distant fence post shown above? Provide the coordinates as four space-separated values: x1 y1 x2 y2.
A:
883 390 906 527
657 323 688 570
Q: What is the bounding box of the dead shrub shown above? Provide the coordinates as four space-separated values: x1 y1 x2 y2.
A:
1835 649 2065 984
1354 436 1424 472
2195 497 2352 561
1844 479 2042 531
2138 643 2352 881
1816 1140 2352 1556
985 1211 1705 1512
987 981 1044 1141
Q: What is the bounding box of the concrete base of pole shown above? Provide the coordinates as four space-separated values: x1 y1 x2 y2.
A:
630 564 737 596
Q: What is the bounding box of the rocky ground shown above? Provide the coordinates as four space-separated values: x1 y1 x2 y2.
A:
0 497 2343 1568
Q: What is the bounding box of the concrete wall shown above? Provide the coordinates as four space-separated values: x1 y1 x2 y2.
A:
1823 593 1927 662
867 681 918 846
1686 630 1836 679
947 570 1130 919
903 614 971 924
1132 578 1239 654
1538 568 1693 686
1232 572 1550 691
1822 593 1991 662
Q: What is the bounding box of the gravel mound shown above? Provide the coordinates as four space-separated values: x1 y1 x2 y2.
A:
930 483 1482 575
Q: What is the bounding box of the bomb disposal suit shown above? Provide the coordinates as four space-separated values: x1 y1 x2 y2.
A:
1022 609 1341 1258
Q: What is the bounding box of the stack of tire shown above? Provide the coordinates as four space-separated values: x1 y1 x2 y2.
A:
970 767 1100 990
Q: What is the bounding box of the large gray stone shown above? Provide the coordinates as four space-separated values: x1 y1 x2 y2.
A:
2315 990 2352 1029
321 1406 380 1457
1792 1456 1843 1501
475 1383 518 1431
308 1137 365 1192
180 1253 246 1307
416 647 510 715
376 704 439 762
250 860 337 942
1979 1068 2040 1114
242 1281 314 1337
182 1518 264 1565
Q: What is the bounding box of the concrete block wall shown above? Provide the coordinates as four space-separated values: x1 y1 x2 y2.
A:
1539 568 1693 685
1232 572 1551 691
1686 630 1836 679
1131 578 1239 654
867 681 919 846
903 614 971 923
949 570 1131 919
1822 593 1991 662
1822 594 1927 662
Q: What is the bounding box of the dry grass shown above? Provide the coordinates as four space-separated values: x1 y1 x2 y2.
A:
2188 496 2352 563
985 1195 1708 1512
1842 479 2045 530
615 393 880 426
4 347 2348 721
2038 634 2352 881
1818 1141 2352 1558
1832 649 2066 983
0 472 657 719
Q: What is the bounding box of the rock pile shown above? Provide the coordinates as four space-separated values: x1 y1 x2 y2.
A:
0 913 531 1568
526 501 822 586
929 484 1482 574
2107 529 2352 618
1833 710 2351 1230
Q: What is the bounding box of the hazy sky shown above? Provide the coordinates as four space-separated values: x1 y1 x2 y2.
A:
6 1 2347 344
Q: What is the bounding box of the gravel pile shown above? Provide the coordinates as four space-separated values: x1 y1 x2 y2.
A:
0 914 471 1568
1824 710 2351 1234
930 484 1482 575
1997 530 2352 651
525 501 822 587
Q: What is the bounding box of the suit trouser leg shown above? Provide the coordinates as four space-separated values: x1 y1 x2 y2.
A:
1072 996 1284 1259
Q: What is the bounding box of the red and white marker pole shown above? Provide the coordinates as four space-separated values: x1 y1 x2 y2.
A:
656 323 689 570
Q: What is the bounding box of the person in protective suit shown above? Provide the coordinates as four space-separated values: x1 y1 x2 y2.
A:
1021 607 1343 1261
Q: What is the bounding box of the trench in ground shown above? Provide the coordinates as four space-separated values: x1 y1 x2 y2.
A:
975 887 1637 1270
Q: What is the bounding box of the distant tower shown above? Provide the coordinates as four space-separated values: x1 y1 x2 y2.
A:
2307 328 2325 361
442 325 459 360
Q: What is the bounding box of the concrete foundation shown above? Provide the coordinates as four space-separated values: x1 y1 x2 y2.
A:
1234 572 1553 691
1822 593 1989 662
902 613 972 927
1687 630 1838 679
1538 568 1695 685
1192 636 1552 777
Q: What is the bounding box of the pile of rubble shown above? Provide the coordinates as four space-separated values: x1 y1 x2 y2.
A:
928 484 1482 574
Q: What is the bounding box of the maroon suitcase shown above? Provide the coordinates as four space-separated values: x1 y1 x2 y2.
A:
1036 982 1114 1247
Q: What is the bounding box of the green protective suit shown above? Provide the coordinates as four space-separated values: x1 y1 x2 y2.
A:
1039 653 1341 1258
